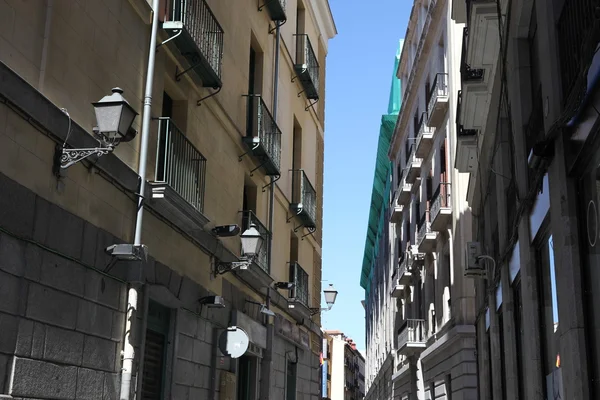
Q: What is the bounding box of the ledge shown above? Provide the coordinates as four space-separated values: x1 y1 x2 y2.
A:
420 324 476 367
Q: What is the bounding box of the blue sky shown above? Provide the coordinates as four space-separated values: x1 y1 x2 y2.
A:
321 0 411 350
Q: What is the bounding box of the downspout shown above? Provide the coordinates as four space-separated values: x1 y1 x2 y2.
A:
39 0 53 91
120 0 160 399
260 20 282 400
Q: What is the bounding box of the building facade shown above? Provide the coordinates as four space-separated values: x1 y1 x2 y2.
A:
0 0 335 399
360 40 402 400
322 331 365 400
452 0 600 399
363 1 479 399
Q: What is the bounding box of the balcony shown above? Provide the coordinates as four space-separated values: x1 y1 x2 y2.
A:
397 319 427 354
244 95 282 176
417 211 437 253
390 193 404 224
290 170 317 229
261 0 286 21
415 113 434 158
288 261 309 308
391 254 408 298
237 211 273 286
149 117 209 230
294 34 320 100
430 183 452 231
464 0 501 72
398 173 412 206
426 73 449 128
406 145 422 184
455 90 479 173
162 0 224 89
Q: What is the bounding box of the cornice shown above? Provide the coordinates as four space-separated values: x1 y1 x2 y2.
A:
309 0 338 53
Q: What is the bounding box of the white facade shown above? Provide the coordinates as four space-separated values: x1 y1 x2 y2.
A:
365 1 478 399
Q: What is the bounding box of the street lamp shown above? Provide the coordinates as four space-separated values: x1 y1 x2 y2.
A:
55 87 138 171
215 224 264 275
310 284 339 316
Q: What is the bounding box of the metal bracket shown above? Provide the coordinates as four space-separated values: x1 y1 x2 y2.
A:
301 226 316 240
53 144 114 174
197 86 222 106
249 160 268 177
214 259 251 276
293 222 305 233
239 142 260 161
262 175 281 192
286 209 302 224
268 19 287 34
157 30 182 49
175 62 201 82
304 99 318 111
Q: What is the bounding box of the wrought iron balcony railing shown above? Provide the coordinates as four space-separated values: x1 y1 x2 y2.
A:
460 27 484 82
557 0 597 102
163 0 224 88
241 210 270 274
431 182 451 222
154 117 207 212
290 170 317 229
294 34 320 100
397 319 427 350
416 112 434 153
244 95 282 176
289 261 309 307
417 210 430 244
426 73 448 116
456 90 477 137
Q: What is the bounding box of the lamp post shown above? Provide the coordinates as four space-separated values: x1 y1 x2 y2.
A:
54 87 138 171
215 224 264 275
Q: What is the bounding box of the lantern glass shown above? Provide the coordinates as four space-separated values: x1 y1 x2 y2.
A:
323 284 338 307
92 88 138 141
241 224 263 257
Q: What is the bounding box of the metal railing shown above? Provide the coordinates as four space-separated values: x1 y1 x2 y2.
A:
557 0 595 102
289 261 309 307
431 182 451 221
241 211 270 273
417 210 430 244
291 170 317 225
460 28 484 82
154 117 207 212
426 73 448 116
166 0 224 81
416 112 433 147
398 319 427 347
294 34 320 97
245 95 282 173
456 90 477 137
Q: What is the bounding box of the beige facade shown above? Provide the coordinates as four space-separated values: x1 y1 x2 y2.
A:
0 0 335 399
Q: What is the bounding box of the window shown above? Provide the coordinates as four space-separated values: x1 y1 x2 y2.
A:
538 234 560 392
248 40 264 95
292 118 303 171
296 1 305 34
141 301 171 400
286 360 298 400
238 356 259 400
513 274 525 400
445 375 452 400
242 183 257 215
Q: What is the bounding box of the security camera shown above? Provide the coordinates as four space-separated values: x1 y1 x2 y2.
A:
212 224 241 237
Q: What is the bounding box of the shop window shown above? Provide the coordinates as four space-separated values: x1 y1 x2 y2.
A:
238 355 259 400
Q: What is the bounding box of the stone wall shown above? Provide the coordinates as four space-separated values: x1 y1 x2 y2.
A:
0 174 128 399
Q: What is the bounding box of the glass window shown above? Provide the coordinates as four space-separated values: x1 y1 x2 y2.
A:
142 301 172 400
538 234 560 395
286 360 297 400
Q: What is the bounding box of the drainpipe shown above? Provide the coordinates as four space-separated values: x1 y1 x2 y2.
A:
120 1 160 399
39 0 53 91
260 20 282 400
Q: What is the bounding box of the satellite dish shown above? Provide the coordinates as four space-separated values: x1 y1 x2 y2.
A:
218 326 249 359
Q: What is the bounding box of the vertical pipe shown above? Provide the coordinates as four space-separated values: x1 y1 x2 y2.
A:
134 285 150 398
121 1 159 399
134 0 161 246
39 0 53 91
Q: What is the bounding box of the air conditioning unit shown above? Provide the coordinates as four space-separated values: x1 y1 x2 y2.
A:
464 242 486 278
